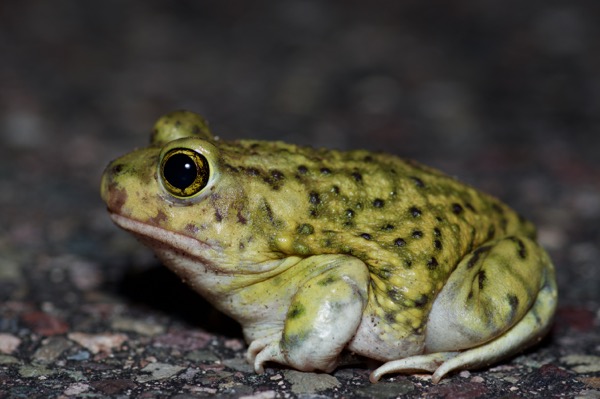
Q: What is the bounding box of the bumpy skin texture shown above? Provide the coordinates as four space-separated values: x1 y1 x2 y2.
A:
101 111 557 383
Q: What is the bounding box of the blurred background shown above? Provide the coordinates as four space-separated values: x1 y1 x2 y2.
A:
0 1 598 395
2 0 598 300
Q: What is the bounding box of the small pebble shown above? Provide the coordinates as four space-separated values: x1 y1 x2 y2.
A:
460 370 471 378
67 332 128 354
0 333 21 354
136 362 185 382
32 336 73 364
64 382 90 396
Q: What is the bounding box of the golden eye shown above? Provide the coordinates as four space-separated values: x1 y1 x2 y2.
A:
160 148 209 198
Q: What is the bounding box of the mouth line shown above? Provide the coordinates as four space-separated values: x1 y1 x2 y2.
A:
108 212 215 263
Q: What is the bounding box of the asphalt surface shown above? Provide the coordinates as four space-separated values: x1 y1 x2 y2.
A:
1 2 599 398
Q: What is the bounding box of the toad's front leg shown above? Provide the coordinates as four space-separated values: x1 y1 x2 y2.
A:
247 254 369 373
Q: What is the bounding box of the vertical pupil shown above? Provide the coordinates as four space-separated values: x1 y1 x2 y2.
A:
164 153 198 190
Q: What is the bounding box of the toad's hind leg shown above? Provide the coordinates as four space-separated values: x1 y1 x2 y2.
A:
371 236 557 384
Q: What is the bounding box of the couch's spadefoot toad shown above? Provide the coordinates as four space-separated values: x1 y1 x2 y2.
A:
100 111 557 383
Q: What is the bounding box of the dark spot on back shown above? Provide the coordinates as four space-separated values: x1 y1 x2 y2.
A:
237 210 247 225
263 171 283 190
467 245 492 269
381 224 395 231
414 294 429 308
271 170 285 180
297 165 308 175
351 171 363 182
478 243 494 255
434 239 443 250
510 237 528 259
344 209 355 227
412 230 423 239
264 170 285 190
452 203 464 215
507 294 520 321
245 167 261 177
427 257 439 270
478 270 486 289
466 202 476 212
433 228 442 237
360 233 372 240
394 238 406 247
263 201 275 224
410 206 422 217
331 185 340 194
373 199 385 208
410 176 425 188
309 192 321 205
320 167 332 175
214 210 223 222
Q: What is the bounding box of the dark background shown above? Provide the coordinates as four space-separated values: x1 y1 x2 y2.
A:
1 1 599 398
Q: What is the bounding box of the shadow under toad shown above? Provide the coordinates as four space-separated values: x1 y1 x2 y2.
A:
114 263 243 339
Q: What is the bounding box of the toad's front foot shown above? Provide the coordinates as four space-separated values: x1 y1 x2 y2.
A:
246 254 370 374
247 333 288 373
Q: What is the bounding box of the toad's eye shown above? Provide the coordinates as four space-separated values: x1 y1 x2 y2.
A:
160 148 209 198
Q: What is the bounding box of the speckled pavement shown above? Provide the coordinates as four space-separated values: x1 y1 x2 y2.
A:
1 2 599 398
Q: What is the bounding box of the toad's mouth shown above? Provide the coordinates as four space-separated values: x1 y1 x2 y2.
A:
108 212 296 279
108 212 217 268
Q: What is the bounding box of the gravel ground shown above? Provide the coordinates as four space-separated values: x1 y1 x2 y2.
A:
1 1 599 398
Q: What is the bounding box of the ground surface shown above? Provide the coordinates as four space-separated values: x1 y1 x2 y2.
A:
1 1 599 398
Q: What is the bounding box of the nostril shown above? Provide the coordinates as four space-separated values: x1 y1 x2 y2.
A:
112 164 124 174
